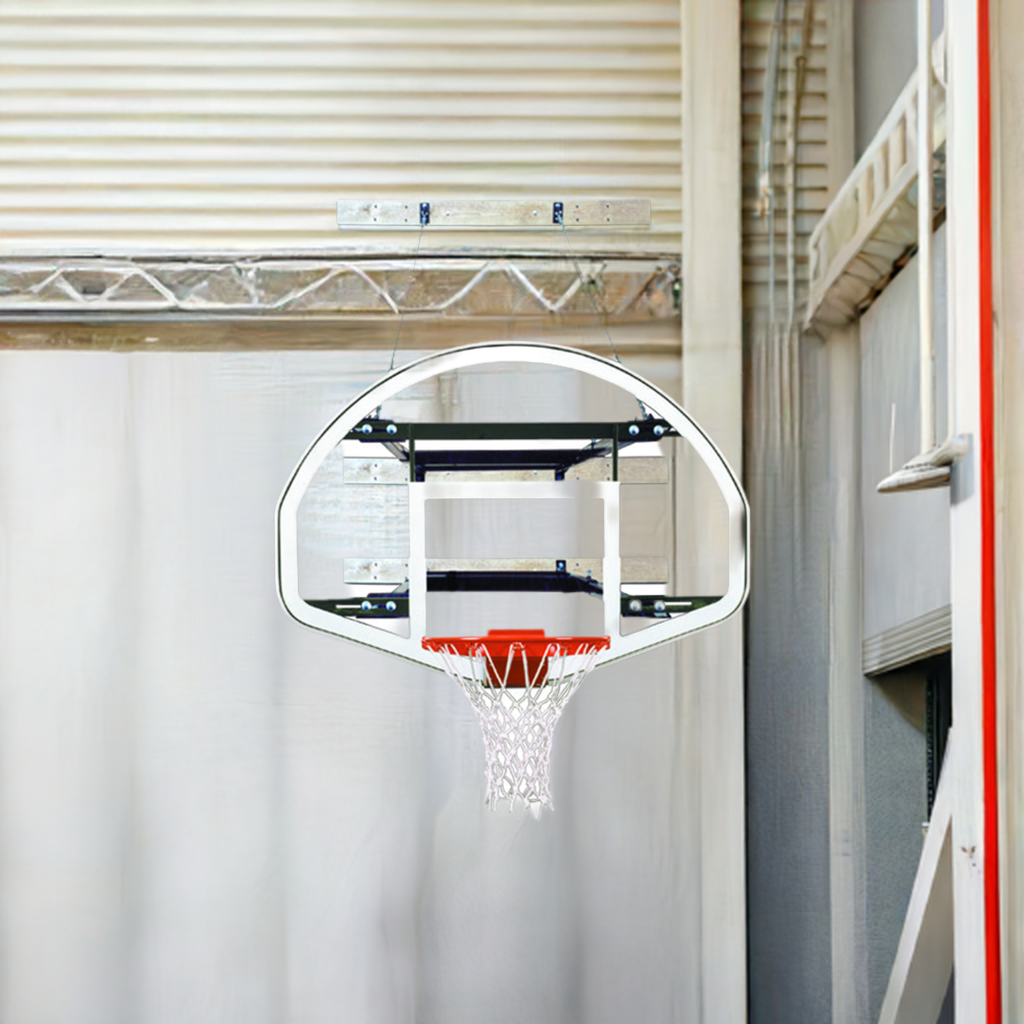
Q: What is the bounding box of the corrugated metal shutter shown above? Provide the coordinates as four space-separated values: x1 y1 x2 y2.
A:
741 0 831 316
0 1 680 255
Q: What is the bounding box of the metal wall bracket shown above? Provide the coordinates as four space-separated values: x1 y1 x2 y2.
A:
337 199 651 230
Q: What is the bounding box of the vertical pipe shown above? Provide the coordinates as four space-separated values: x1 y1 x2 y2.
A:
944 1 958 445
976 0 1002 1017
760 0 786 326
785 0 815 331
919 0 936 450
785 26 797 329
602 482 620 640
407 475 426 644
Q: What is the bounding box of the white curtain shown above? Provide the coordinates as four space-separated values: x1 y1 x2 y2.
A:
0 350 692 1024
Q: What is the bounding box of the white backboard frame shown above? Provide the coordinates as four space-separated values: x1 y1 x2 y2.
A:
277 341 749 671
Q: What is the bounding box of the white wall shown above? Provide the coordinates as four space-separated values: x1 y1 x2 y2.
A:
859 225 950 643
0 348 712 1024
854 0 944 157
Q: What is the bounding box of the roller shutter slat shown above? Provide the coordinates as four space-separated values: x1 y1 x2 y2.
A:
0 0 680 255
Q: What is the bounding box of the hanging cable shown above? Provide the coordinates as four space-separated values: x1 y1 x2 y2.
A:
558 216 649 419
385 218 426 376
372 216 426 419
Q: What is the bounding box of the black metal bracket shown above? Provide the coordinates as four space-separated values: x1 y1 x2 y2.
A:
308 596 410 619
344 420 675 443
311 589 721 622
424 569 602 596
553 201 564 225
419 202 430 226
342 419 676 478
620 595 721 618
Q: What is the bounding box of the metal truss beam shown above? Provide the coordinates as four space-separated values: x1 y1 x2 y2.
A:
0 254 679 321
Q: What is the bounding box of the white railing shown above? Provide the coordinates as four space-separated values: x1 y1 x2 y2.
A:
806 33 946 329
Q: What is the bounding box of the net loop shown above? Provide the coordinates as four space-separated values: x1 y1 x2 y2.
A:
423 632 609 817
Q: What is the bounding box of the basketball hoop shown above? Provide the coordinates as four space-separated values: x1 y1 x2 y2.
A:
279 342 750 818
423 630 611 817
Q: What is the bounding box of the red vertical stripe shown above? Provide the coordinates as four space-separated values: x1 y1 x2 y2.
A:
977 0 1002 1019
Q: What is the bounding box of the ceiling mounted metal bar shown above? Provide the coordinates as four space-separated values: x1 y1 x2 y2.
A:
337 199 651 230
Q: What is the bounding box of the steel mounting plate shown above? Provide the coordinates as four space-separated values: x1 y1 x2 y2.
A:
336 198 651 229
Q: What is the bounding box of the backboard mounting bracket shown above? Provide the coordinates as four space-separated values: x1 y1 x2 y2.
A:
336 198 651 230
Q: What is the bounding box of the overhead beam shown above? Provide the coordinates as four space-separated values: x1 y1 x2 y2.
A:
0 317 682 354
0 255 678 320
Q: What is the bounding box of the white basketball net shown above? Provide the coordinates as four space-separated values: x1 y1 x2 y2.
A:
428 640 605 817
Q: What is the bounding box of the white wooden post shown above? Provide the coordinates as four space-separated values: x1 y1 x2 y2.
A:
821 5 866 1020
877 749 956 1024
992 0 1024 1016
827 324 870 1024
946 0 989 1017
680 2 745 1021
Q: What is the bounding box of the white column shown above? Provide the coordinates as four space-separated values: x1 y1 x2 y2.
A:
823 6 865 1021
945 0 989 1017
827 324 871 1024
991 0 1021 1017
680 2 745 1021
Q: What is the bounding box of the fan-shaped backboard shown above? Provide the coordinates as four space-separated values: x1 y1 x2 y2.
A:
277 342 748 671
